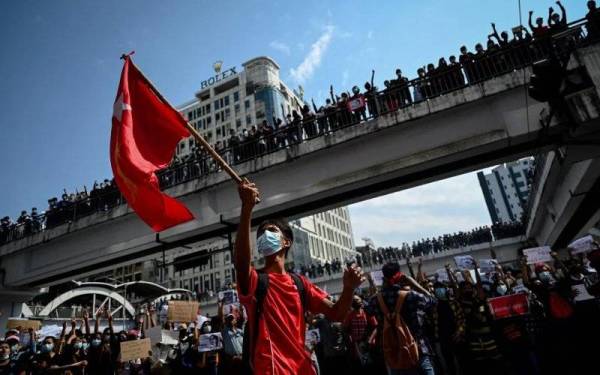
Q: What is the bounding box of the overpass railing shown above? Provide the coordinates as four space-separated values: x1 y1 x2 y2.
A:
0 19 593 246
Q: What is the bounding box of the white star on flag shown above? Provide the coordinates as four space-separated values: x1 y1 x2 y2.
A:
113 93 132 122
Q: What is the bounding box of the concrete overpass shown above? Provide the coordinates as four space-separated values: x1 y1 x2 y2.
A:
526 44 600 247
2 38 600 292
198 236 525 316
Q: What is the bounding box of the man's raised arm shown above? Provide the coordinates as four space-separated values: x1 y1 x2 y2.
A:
235 179 260 295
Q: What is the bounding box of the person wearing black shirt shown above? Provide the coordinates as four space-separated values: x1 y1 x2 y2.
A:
586 1 600 41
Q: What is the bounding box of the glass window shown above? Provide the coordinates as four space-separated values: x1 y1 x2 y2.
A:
234 103 240 115
205 104 211 114
207 117 212 125
233 91 239 102
220 98 224 108
245 100 250 109
188 111 193 121
214 100 220 110
224 95 230 106
236 119 241 128
225 108 231 120
246 115 251 125
216 113 220 121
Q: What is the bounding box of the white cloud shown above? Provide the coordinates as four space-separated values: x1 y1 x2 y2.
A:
269 41 291 56
290 25 334 84
341 69 349 87
348 173 491 247
367 30 374 39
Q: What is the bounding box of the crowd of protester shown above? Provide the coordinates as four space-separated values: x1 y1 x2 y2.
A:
2 1 599 246
3 235 598 375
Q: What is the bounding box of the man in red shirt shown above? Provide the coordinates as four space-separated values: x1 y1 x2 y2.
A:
235 179 364 375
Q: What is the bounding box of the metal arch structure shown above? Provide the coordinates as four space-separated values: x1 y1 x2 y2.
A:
37 286 136 318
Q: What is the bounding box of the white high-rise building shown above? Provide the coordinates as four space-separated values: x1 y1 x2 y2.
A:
175 56 304 157
477 158 533 223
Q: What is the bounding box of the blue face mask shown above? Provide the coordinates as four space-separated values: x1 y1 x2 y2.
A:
91 339 102 347
41 343 54 353
73 342 83 350
257 230 283 257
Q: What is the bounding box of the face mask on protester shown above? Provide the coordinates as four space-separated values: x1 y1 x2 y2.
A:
82 343 89 351
202 325 212 334
91 339 102 347
538 271 554 284
10 345 19 353
0 354 9 361
41 343 54 353
73 342 83 350
257 230 283 257
434 287 447 300
496 285 508 296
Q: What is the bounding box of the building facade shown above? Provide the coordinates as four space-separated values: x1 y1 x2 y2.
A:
477 158 533 223
175 56 304 158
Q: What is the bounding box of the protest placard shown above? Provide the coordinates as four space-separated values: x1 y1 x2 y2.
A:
435 269 449 283
223 303 242 320
305 329 320 346
523 246 552 264
479 259 499 274
38 324 63 340
569 235 598 255
198 333 223 352
6 319 41 331
218 289 238 305
572 284 595 302
487 294 529 320
120 338 151 361
370 270 384 286
167 301 198 322
454 255 476 271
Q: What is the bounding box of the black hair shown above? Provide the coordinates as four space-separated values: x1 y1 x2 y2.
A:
382 262 400 279
257 218 294 256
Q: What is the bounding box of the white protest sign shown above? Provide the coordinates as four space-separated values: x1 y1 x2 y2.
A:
569 235 598 255
370 270 384 286
37 324 63 340
479 259 499 274
523 246 552 264
454 255 476 271
305 329 320 345
198 333 223 352
218 289 238 305
572 284 595 302
161 330 179 346
435 269 449 283
512 283 529 294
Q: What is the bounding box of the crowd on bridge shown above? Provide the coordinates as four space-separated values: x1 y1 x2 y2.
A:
292 222 525 280
2 1 600 246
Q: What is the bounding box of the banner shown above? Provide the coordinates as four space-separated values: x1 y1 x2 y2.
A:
572 284 595 302
120 338 151 361
569 235 599 255
479 259 499 274
168 301 198 322
523 246 552 264
370 270 384 286
487 294 529 319
454 255 476 270
218 290 239 305
305 329 320 346
6 319 41 331
435 269 450 283
198 333 223 352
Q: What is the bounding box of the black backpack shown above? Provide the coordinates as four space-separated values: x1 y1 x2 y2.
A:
241 271 307 374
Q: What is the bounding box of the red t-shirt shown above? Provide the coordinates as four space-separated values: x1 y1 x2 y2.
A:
238 268 330 375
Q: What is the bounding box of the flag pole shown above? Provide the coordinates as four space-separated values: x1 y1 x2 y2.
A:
123 54 243 185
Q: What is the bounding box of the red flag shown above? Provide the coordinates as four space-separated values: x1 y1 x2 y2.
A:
110 56 194 232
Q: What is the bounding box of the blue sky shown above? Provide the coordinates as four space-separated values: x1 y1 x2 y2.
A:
0 0 588 246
